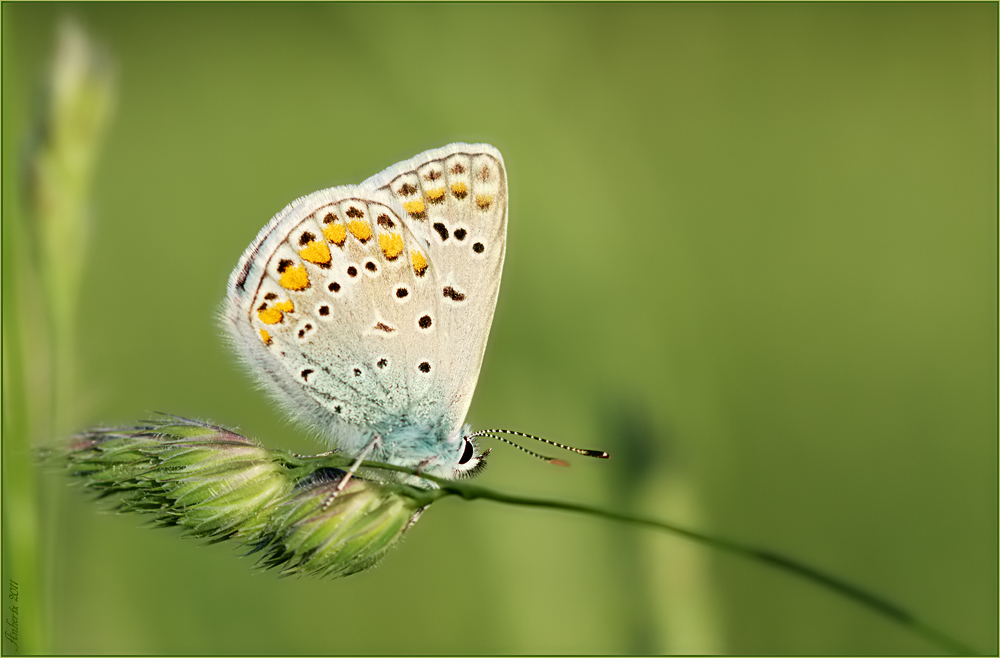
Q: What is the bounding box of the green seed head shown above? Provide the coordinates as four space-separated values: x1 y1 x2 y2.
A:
251 469 425 579
60 417 429 577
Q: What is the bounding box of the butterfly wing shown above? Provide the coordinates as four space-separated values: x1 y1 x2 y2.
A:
223 144 507 467
364 143 507 433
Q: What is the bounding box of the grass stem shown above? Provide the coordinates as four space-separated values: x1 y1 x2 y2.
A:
360 459 981 656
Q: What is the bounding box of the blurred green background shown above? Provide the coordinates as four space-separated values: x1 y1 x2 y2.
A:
2 3 996 655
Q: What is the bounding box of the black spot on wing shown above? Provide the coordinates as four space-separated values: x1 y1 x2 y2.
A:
443 286 466 301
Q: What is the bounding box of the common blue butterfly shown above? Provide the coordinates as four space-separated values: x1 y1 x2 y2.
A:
223 144 507 484
224 143 605 490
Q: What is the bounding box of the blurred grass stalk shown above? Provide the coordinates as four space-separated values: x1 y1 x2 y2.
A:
601 400 723 653
2 17 114 653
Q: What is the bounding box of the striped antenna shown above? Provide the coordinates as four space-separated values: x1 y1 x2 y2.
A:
468 428 610 459
476 434 569 467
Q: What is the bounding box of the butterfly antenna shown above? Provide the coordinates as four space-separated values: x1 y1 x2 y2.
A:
476 434 570 467
470 428 610 459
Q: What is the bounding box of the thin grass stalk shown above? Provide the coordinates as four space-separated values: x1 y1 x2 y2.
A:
1 17 115 654
363 460 982 657
2 54 50 658
2 181 40 655
31 18 115 436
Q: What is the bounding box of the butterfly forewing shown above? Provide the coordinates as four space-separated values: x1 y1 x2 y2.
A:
370 145 507 431
225 143 507 462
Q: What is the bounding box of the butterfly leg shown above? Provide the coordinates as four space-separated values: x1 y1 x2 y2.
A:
322 436 381 509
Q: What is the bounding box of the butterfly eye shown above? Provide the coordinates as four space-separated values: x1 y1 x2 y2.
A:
458 438 475 465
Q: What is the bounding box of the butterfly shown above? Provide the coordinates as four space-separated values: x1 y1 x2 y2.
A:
223 144 508 485
223 143 606 489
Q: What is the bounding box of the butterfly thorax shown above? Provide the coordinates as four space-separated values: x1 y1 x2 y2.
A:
373 417 461 471
328 413 486 484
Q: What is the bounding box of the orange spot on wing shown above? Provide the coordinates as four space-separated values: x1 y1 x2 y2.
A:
322 222 347 246
273 299 294 313
451 182 468 199
279 263 310 291
411 250 428 277
347 219 372 242
425 187 445 203
475 194 493 210
378 233 404 260
257 307 283 325
299 239 331 265
403 199 426 215
259 329 272 346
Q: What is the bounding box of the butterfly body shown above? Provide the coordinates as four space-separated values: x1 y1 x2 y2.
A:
223 144 506 481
